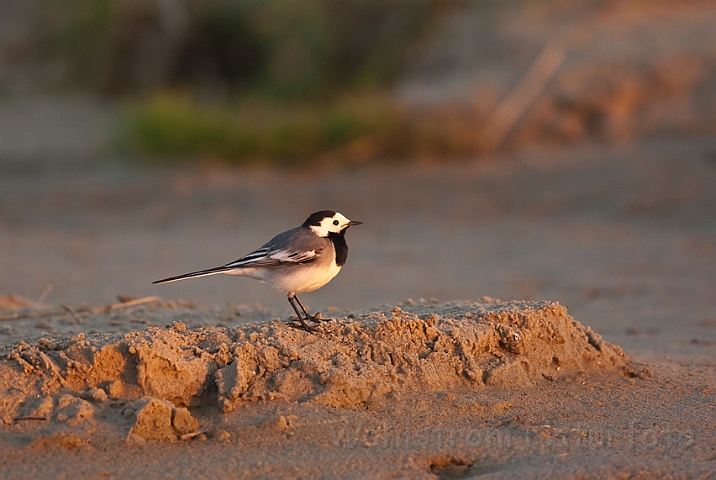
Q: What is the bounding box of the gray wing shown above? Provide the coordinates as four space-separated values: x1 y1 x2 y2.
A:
224 227 324 269
153 227 324 284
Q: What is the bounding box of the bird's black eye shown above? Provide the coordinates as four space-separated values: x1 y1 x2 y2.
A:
333 220 339 226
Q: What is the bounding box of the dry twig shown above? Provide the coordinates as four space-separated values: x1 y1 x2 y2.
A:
480 39 567 153
0 296 162 322
179 428 208 441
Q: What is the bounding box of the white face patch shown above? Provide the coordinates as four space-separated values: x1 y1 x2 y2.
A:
309 212 351 237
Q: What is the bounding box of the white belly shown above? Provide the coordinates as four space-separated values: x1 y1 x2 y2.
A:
273 261 342 293
225 259 342 294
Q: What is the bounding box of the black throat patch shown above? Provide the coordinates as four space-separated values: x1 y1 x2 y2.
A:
327 231 349 266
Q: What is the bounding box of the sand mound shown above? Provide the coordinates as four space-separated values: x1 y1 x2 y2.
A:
0 300 624 436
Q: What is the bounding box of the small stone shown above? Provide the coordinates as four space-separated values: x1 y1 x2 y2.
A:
261 415 289 431
215 430 231 443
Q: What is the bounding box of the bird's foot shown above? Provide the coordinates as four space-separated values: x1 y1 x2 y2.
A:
305 312 329 323
287 316 318 333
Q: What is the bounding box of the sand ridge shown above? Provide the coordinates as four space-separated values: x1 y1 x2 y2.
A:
0 299 625 443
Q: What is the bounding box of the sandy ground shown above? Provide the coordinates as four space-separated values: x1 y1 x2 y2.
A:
1 0 716 477
1 134 715 478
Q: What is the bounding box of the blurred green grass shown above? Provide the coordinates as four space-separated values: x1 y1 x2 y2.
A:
121 92 483 164
30 0 458 163
12 1 715 162
122 93 404 164
115 1 458 163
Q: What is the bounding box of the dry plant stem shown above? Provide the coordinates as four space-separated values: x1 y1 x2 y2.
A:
95 296 162 313
0 310 58 323
481 39 567 153
37 285 53 303
0 296 162 322
179 429 207 441
13 416 49 422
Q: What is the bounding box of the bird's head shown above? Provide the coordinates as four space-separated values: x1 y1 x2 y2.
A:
303 210 362 237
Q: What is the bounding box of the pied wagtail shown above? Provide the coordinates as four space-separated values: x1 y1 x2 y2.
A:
153 210 362 331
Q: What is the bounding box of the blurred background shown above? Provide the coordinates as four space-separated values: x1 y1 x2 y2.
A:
3 0 716 162
1 0 715 350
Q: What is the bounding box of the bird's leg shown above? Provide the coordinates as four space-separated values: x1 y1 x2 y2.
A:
293 294 324 323
286 293 316 332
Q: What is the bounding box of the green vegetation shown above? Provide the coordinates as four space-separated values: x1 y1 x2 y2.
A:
29 0 458 163
123 93 403 163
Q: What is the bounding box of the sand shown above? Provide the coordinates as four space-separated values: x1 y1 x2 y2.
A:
2 0 716 476
1 134 716 478
0 299 633 475
0 299 625 417
0 298 713 478
2 139 716 478
2 131 716 478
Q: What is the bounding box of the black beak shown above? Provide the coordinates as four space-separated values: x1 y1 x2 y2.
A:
347 220 363 227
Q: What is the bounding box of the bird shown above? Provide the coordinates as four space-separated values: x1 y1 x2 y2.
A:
153 210 362 331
